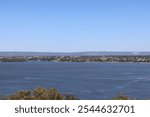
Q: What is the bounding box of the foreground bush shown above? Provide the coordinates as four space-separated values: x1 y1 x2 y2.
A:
1 88 139 100
112 95 130 100
8 87 79 100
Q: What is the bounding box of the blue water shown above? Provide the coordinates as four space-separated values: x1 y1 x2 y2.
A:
0 62 150 99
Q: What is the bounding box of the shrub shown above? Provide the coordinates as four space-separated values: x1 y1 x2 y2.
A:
8 91 32 100
112 95 130 100
65 94 79 100
8 87 79 100
33 88 64 100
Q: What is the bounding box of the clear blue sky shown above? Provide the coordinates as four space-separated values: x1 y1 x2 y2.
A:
0 0 150 52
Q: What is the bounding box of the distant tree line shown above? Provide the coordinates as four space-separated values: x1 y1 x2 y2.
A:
1 56 150 62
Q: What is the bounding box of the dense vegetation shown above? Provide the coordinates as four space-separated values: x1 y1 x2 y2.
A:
7 87 79 100
1 56 150 62
0 87 137 100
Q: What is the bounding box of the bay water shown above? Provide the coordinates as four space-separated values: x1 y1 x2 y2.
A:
0 62 150 99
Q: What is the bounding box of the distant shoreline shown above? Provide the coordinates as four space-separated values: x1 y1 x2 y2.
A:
1 55 150 63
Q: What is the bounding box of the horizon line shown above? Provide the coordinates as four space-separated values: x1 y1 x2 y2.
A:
1 51 150 53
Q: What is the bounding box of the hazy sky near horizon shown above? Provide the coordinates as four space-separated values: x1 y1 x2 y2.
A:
0 0 150 52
